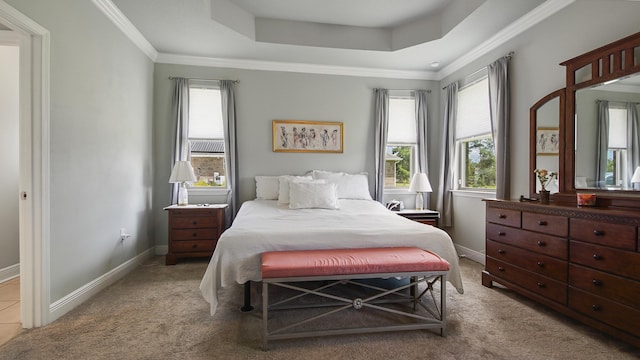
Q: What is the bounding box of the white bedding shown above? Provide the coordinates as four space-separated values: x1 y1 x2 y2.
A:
199 199 464 316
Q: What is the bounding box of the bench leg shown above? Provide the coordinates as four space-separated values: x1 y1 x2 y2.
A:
262 282 269 350
241 281 254 312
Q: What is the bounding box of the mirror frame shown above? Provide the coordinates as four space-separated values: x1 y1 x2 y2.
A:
531 32 640 206
530 88 565 198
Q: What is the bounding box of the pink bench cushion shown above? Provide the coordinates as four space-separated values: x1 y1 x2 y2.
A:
261 247 450 279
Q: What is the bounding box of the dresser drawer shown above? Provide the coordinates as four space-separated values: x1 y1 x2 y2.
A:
486 257 567 304
570 241 640 281
522 212 568 237
487 239 567 281
486 206 521 227
170 240 216 253
171 216 218 229
171 228 217 241
570 218 636 251
569 287 640 338
569 264 640 308
486 223 567 259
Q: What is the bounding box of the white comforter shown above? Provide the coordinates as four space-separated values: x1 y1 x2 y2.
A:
200 199 464 315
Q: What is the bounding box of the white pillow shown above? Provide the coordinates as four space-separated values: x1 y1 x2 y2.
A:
255 176 280 200
312 171 372 200
289 181 340 210
277 175 313 204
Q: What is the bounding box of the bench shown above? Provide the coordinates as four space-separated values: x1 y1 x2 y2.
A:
260 247 450 349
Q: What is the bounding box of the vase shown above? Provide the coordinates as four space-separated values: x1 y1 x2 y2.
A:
539 190 550 204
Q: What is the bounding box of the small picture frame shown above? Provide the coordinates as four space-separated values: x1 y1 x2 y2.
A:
273 120 343 153
536 127 560 155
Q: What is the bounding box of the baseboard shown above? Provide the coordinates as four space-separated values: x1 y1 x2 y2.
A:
0 263 19 283
49 248 155 322
454 244 485 266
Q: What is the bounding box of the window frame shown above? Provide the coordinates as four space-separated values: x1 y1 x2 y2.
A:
384 94 419 194
186 81 229 196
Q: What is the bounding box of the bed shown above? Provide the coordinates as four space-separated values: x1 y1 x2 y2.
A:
199 173 464 316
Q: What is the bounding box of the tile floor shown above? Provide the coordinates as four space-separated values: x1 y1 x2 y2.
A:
0 277 21 347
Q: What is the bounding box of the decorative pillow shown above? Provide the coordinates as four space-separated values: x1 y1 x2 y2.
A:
277 175 313 204
255 176 280 200
312 171 372 200
289 181 340 210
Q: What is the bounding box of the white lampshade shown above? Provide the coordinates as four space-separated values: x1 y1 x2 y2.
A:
409 173 432 193
169 161 197 184
632 167 640 183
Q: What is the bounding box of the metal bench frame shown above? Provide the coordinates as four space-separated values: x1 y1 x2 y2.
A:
262 270 447 349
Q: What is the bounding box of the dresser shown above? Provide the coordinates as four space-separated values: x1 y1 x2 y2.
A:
483 200 640 347
164 204 228 265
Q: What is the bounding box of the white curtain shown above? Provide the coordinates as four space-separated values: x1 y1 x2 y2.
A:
488 56 511 200
436 83 458 227
626 102 640 188
170 78 190 204
220 80 239 224
374 89 389 202
415 90 430 205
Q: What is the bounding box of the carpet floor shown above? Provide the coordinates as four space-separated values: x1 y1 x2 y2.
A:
0 256 638 360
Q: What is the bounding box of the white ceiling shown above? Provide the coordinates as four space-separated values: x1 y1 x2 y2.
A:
106 0 571 79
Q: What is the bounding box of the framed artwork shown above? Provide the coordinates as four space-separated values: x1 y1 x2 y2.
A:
273 120 343 153
536 127 560 155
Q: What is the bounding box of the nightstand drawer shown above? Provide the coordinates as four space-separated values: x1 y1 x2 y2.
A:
171 240 216 253
171 229 217 241
171 216 217 229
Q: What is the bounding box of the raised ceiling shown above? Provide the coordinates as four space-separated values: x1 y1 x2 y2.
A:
106 0 572 79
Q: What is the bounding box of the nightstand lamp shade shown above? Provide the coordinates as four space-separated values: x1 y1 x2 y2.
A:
169 161 197 206
409 173 432 211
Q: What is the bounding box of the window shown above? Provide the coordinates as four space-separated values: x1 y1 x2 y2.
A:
455 77 496 190
188 83 227 188
385 96 417 189
606 106 628 186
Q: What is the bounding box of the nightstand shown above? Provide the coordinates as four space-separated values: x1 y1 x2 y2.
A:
164 204 228 265
396 209 440 227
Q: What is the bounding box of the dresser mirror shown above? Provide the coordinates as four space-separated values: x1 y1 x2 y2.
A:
529 89 564 198
529 31 640 204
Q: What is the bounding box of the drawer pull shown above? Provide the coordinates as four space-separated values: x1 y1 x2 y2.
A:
192 244 198 249
192 233 198 237
537 220 547 226
498 231 506 236
537 282 545 288
592 279 602 286
498 214 507 219
593 230 604 236
497 249 505 254
593 254 602 260
537 240 546 247
592 304 601 311
537 262 544 268
498 267 505 272
192 221 198 225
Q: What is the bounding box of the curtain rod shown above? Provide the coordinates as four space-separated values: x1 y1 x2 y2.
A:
168 76 239 83
373 88 432 93
442 51 514 90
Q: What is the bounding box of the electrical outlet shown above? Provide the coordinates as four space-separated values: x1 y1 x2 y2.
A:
120 228 131 241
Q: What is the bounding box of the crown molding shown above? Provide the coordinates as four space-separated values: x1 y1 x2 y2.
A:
437 0 575 80
92 0 158 61
156 52 438 80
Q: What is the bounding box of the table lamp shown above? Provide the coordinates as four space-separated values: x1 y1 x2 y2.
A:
169 160 197 206
409 172 432 210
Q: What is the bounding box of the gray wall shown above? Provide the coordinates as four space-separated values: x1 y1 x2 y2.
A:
0 43 19 274
152 65 438 246
7 0 155 303
441 1 640 256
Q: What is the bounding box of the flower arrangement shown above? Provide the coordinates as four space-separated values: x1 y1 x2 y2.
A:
534 169 557 192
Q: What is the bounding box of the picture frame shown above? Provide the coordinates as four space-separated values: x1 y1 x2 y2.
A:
273 120 343 153
536 127 560 155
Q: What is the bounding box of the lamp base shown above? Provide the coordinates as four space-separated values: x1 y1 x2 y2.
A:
415 193 424 210
178 183 189 206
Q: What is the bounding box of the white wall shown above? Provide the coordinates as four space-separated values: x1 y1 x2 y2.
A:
152 65 438 246
0 43 19 275
441 1 640 259
6 0 156 303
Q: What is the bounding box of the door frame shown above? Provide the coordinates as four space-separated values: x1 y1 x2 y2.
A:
0 1 50 328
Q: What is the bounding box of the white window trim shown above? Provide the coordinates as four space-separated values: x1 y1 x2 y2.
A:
456 134 495 191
